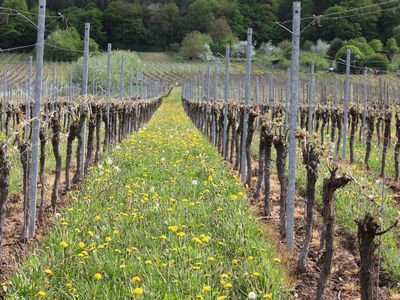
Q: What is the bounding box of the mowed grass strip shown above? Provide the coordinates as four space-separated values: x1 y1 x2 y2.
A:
4 89 290 299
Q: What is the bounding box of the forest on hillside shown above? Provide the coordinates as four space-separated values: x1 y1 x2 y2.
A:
0 0 400 68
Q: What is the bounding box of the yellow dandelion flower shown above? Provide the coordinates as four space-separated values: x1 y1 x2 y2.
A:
168 225 178 232
223 282 233 288
105 237 112 242
248 256 254 262
232 259 239 265
132 287 143 295
220 273 229 279
144 260 152 265
202 285 211 292
93 273 102 280
119 264 126 269
217 296 227 300
160 235 167 239
192 237 202 244
94 215 101 221
78 242 85 248
36 291 46 297
263 293 273 299
44 268 54 276
65 283 73 289
131 276 141 282
177 231 186 237
59 241 68 248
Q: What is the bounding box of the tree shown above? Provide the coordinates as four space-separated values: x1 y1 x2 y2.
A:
386 37 398 52
44 27 99 61
62 3 106 47
238 0 281 43
187 0 216 32
394 25 400 44
347 37 375 57
209 17 233 43
0 0 33 50
318 5 362 41
327 38 344 59
180 31 212 59
345 0 381 40
144 2 182 50
103 1 148 50
368 39 383 52
364 54 389 72
335 45 364 73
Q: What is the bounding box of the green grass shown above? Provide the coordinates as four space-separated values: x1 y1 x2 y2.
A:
4 89 290 299
8 138 78 196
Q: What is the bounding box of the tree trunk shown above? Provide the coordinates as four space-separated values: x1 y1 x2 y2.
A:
355 214 398 300
349 107 358 164
95 105 102 162
298 142 320 272
395 114 400 181
364 114 374 170
18 141 30 241
66 119 78 190
273 138 288 238
73 110 87 184
317 168 352 300
38 128 46 223
51 117 62 212
0 145 9 257
245 112 256 186
263 130 273 216
380 111 391 177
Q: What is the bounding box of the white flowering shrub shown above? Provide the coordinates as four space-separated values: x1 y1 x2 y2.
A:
259 41 282 57
232 41 255 58
198 43 214 61
311 39 330 54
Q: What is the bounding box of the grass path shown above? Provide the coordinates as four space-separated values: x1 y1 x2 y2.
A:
4 89 290 299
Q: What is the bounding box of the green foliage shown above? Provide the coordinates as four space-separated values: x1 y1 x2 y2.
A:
211 36 234 55
393 25 400 44
103 1 148 51
0 0 33 49
364 54 389 72
44 27 100 61
145 3 183 50
0 131 5 144
2 0 400 59
72 50 141 90
319 5 362 41
386 37 398 52
300 51 330 70
368 39 383 52
346 37 375 57
62 3 106 47
335 45 364 73
327 38 344 59
209 17 234 43
180 31 212 60
303 40 315 51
